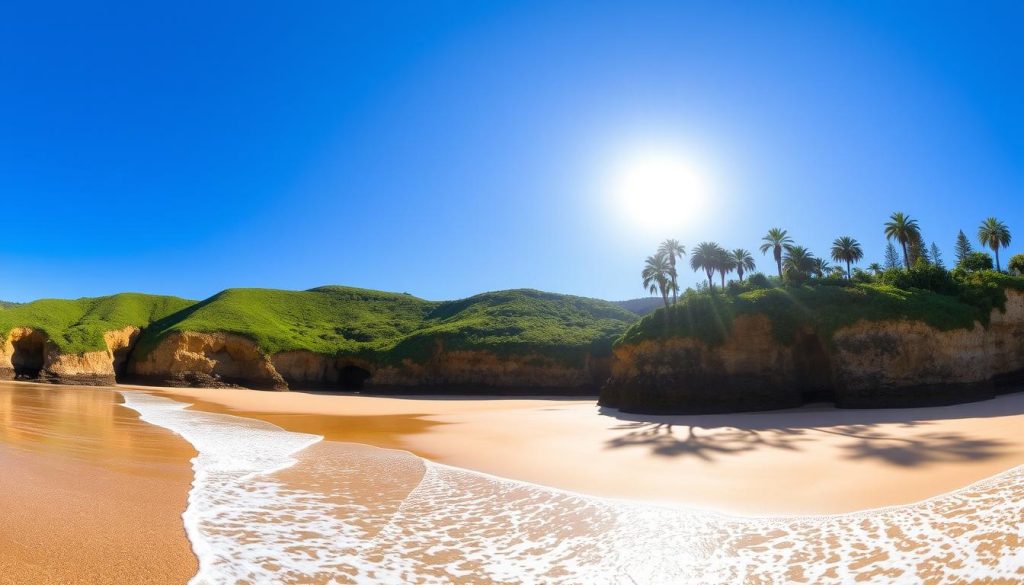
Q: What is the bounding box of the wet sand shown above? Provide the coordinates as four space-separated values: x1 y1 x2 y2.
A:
144 385 1024 515
0 383 198 585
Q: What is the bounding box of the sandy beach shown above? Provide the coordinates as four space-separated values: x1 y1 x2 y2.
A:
144 384 1024 515
0 383 198 585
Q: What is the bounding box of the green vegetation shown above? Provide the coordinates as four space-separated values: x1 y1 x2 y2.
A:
759 228 792 278
830 236 863 279
620 270 1024 348
628 211 1023 350
958 251 994 272
883 211 921 269
978 217 1012 272
1010 254 1024 276
0 294 195 353
134 286 637 365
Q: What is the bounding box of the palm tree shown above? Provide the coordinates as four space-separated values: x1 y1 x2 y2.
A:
978 217 1012 272
868 262 883 275
730 249 756 281
715 247 734 288
759 228 794 278
657 239 686 304
811 257 831 278
830 236 864 279
690 242 724 290
641 252 673 311
782 245 816 281
883 212 921 269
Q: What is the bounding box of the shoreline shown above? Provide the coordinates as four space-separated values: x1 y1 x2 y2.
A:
126 382 1024 515
0 382 199 585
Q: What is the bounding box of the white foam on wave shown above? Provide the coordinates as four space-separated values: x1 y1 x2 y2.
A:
119 391 325 584
120 391 1024 584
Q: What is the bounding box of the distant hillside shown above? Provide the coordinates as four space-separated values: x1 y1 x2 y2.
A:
136 286 639 364
614 297 664 316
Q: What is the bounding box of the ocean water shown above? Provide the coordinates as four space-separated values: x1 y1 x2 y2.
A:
119 392 1024 585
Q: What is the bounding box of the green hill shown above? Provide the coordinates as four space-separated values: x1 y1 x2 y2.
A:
0 293 196 353
133 286 637 365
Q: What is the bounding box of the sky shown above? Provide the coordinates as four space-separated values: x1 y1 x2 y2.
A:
1 1 1022 302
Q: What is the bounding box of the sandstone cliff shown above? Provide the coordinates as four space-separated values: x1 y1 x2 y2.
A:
601 290 1024 413
127 333 609 393
0 326 141 386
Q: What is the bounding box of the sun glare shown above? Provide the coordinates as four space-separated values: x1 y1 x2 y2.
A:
611 152 708 232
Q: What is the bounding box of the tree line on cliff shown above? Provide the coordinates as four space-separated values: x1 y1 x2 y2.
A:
640 212 1023 311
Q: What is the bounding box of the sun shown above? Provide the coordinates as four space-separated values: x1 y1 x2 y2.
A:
610 152 708 232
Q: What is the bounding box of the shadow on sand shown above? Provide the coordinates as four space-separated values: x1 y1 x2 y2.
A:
600 389 1024 467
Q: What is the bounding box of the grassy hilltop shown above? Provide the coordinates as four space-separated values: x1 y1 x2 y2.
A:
0 294 195 353
1 286 638 364
136 286 637 365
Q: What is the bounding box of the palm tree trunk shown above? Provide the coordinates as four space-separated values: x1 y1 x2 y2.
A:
846 260 851 280
995 247 1002 272
706 270 714 290
670 259 678 304
901 241 909 269
720 272 725 288
738 268 744 281
775 248 782 278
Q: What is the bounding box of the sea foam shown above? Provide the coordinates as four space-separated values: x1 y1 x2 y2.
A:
120 391 1024 584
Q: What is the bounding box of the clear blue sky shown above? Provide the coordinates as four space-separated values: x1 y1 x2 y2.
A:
2 1 1021 302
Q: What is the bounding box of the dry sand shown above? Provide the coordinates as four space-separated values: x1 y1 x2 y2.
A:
0 383 198 585
143 385 1024 515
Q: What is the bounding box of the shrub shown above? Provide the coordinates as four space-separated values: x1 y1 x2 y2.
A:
878 260 958 294
1009 254 1024 276
957 251 994 272
851 268 875 283
747 272 771 289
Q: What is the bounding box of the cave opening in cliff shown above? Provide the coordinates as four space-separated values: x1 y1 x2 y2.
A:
793 330 834 403
11 334 45 379
112 346 133 382
338 365 371 390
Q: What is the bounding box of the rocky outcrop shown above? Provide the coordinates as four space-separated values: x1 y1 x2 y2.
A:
123 330 609 393
128 332 287 390
0 326 142 385
601 290 1024 413
599 315 811 413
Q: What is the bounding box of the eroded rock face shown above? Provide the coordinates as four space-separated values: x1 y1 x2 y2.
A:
0 326 142 385
128 332 287 390
830 290 1024 406
131 333 608 393
0 328 49 380
600 315 809 413
602 290 1024 413
371 350 609 393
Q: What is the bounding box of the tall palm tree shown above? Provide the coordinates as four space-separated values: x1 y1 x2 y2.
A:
883 212 921 269
759 228 793 278
782 245 816 281
830 236 864 279
641 252 673 311
811 257 831 278
690 242 724 290
657 239 686 304
978 217 1012 272
715 247 734 288
730 249 756 281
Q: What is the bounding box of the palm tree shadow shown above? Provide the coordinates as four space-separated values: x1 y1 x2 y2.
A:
600 392 1024 467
